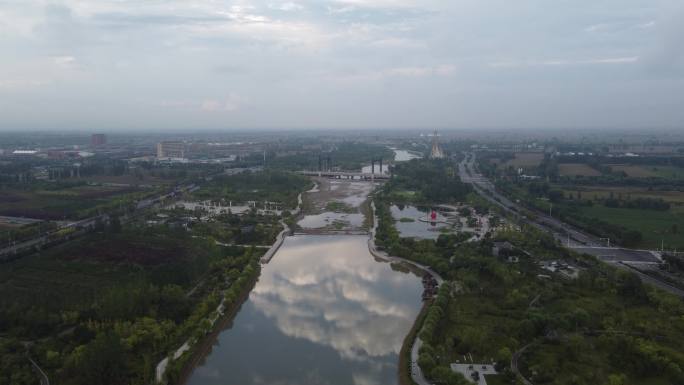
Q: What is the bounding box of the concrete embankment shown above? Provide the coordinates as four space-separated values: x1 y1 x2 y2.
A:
260 220 289 264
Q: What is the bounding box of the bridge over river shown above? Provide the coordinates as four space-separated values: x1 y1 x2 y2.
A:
297 170 390 180
294 229 370 236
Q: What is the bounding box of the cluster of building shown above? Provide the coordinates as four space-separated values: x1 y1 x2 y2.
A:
539 260 581 280
421 274 439 301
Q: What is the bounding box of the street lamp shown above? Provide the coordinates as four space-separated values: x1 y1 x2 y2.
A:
653 229 666 252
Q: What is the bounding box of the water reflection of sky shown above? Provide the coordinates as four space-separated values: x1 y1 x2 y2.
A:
392 150 422 162
390 205 450 240
187 235 423 385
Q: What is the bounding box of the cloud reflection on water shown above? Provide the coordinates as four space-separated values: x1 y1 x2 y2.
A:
252 235 422 361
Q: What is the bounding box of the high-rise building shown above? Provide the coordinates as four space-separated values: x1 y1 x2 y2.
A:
429 130 445 159
157 141 186 159
91 133 107 147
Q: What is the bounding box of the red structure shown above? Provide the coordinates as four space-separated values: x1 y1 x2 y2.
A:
91 133 107 147
430 210 437 221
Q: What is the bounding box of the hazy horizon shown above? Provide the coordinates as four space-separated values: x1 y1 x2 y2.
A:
1 0 683 131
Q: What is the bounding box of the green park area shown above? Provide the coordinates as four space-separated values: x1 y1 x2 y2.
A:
0 223 261 385
391 223 684 385
373 161 684 385
192 170 309 209
265 142 395 171
383 159 471 205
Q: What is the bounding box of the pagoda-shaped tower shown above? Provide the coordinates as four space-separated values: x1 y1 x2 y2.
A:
429 130 445 159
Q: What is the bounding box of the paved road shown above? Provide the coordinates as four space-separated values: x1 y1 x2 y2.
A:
28 357 49 385
459 155 598 247
615 261 684 297
511 344 533 385
572 246 661 263
410 338 432 385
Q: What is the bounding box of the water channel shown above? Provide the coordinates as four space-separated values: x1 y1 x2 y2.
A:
186 176 424 385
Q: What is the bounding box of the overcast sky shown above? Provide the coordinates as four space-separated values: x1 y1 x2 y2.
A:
0 0 683 131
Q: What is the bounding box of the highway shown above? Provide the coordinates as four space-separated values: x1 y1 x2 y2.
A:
459 154 598 247
459 153 682 297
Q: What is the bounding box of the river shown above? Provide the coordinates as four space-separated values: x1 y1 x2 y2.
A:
392 149 421 162
186 179 424 385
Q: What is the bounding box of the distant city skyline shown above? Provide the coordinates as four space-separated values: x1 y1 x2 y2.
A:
1 0 683 131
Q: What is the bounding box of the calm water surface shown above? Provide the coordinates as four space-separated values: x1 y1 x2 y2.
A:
187 235 423 385
392 149 421 162
391 205 451 240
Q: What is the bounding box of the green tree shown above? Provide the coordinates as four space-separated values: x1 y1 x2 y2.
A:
77 332 127 385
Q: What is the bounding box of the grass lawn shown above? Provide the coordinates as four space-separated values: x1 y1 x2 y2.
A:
608 164 659 178
558 163 602 177
651 165 684 180
0 185 144 220
576 205 684 249
500 153 544 170
558 185 684 204
606 164 684 180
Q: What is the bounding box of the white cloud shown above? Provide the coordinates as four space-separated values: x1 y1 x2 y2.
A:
200 94 247 112
158 94 247 112
269 2 304 11
0 0 682 130
637 20 656 29
53 55 76 68
489 56 639 68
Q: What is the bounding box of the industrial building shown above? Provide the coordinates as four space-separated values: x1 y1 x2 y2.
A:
157 141 186 159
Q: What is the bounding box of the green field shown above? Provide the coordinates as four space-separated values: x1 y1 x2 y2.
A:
499 153 544 170
558 186 684 204
0 227 221 318
576 205 684 249
651 165 684 180
607 164 684 180
0 184 148 220
558 163 602 177
0 224 260 385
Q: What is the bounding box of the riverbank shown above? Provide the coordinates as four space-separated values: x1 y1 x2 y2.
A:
399 303 429 385
260 219 288 263
159 267 260 385
173 273 259 385
163 182 315 383
368 200 444 385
